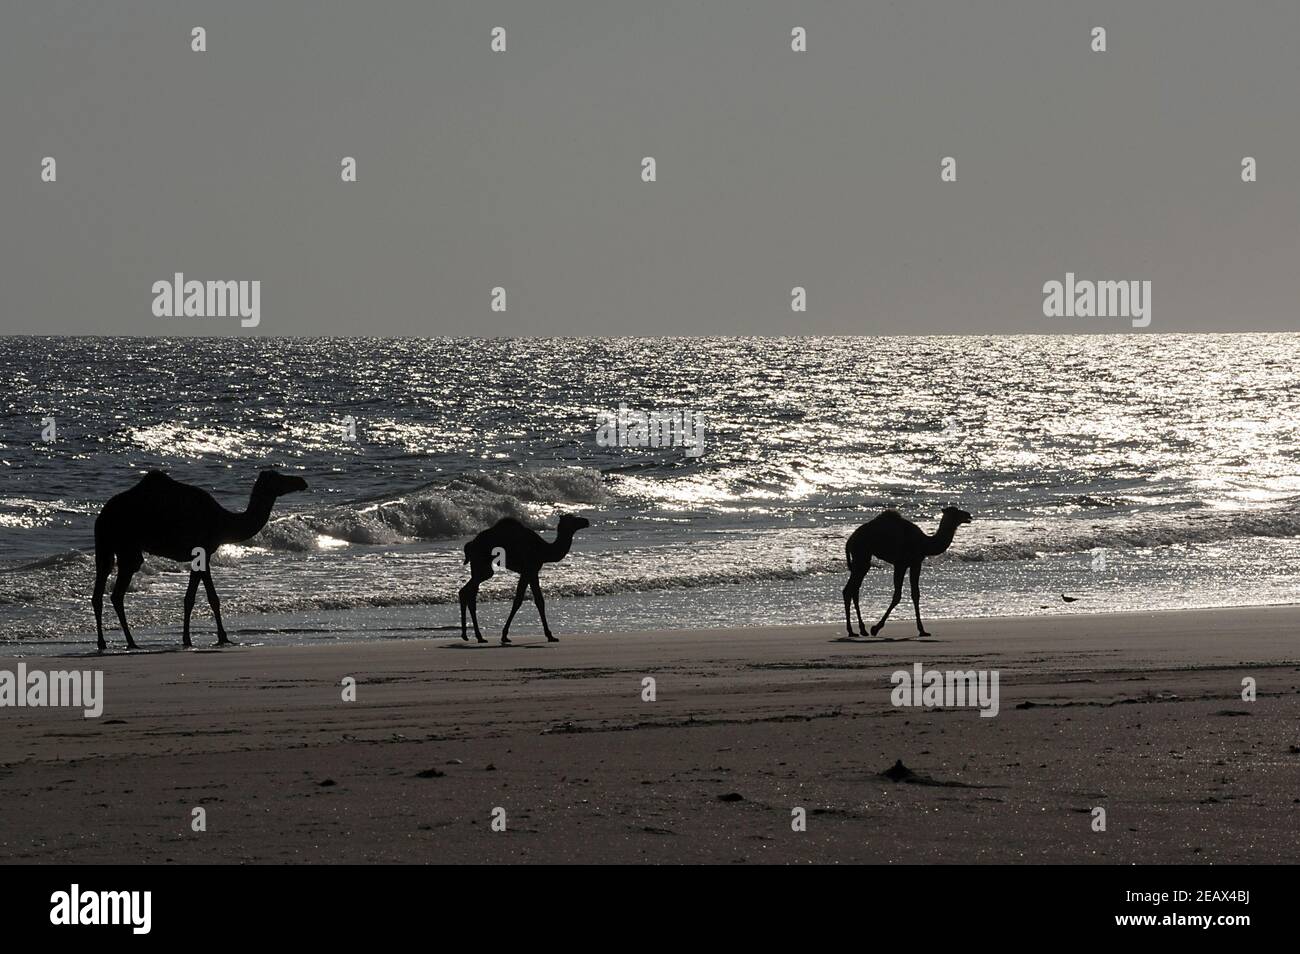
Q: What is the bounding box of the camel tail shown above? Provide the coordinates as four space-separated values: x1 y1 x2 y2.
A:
845 539 853 572
463 542 471 564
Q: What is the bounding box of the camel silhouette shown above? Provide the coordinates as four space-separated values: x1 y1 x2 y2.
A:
91 470 308 651
459 514 589 644
842 506 971 638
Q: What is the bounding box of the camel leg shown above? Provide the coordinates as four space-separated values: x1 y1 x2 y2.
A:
182 571 201 648
459 583 470 640
870 564 905 637
92 549 112 652
201 571 232 646
501 575 529 644
460 565 490 643
910 562 930 637
842 567 866 636
466 589 485 643
461 577 487 644
854 555 873 635
110 552 141 651
530 576 556 642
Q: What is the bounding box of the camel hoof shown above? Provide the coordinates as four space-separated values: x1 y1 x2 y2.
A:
461 633 469 642
475 636 487 644
869 625 883 637
917 630 931 639
546 635 558 643
501 636 511 645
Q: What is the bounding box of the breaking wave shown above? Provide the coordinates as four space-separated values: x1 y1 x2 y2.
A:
254 466 610 551
950 501 1300 563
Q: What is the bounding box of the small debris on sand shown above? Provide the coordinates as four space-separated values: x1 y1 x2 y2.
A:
882 759 916 782
879 759 989 789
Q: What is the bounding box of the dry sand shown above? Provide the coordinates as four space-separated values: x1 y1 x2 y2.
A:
1 606 1297 864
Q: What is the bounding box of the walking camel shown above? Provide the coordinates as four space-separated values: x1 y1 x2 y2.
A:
460 514 590 644
92 469 308 651
842 506 972 638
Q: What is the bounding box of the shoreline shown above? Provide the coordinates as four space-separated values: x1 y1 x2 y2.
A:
6 599 1300 658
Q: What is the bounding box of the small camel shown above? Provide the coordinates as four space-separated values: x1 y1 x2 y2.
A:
92 469 308 651
459 514 589 644
842 506 972 638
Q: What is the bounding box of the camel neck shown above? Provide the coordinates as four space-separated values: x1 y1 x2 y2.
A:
924 518 960 557
225 490 276 543
544 530 576 563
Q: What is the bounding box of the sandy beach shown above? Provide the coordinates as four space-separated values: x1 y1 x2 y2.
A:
0 606 1296 864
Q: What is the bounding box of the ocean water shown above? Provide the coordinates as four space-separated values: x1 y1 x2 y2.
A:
1 334 1298 652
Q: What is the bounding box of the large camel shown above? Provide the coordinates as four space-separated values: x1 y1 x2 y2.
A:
92 469 308 651
842 506 972 638
459 514 589 644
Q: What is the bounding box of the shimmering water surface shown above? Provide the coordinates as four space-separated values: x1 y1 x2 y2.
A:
1 335 1298 650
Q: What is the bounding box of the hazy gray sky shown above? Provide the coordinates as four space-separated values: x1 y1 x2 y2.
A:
2 1 1297 336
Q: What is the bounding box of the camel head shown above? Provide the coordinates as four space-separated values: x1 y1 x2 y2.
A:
557 513 590 536
253 470 309 499
941 506 972 526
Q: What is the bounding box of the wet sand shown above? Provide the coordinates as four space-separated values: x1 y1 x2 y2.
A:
1 606 1296 863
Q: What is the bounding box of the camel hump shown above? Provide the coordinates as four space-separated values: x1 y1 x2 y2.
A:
125 469 193 501
100 471 167 515
137 470 177 491
865 509 905 527
475 517 526 541
466 518 514 549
